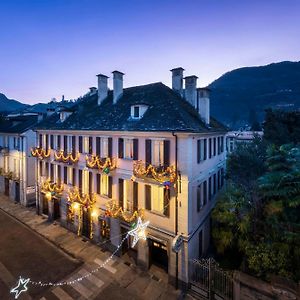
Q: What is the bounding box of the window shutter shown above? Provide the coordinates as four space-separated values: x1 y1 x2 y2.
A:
72 168 76 186
118 178 124 208
203 181 207 206
96 137 101 156
50 163 54 181
197 140 201 164
78 169 82 191
209 138 212 159
64 135 68 152
39 134 42 148
163 140 170 167
79 136 83 153
39 161 43 177
50 135 54 149
72 136 76 153
45 135 49 150
96 174 101 194
64 166 67 184
133 182 138 211
163 188 170 217
204 139 207 160
89 172 93 194
89 137 93 154
197 185 201 212
145 139 152 166
145 185 151 210
57 165 61 183
108 176 113 198
133 139 139 160
57 135 61 149
108 137 113 158
118 138 124 158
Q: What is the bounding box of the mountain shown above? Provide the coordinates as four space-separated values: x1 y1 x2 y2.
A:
0 93 28 112
209 61 300 129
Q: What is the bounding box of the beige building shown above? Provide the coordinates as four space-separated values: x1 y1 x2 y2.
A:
34 68 227 288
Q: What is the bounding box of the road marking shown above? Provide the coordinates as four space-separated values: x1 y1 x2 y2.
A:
52 287 74 300
77 269 104 288
94 258 116 274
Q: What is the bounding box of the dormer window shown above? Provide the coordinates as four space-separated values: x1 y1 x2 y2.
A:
130 104 148 120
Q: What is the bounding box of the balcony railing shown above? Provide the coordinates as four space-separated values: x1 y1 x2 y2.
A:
31 147 50 159
133 160 176 185
86 155 116 174
105 200 144 223
54 150 80 164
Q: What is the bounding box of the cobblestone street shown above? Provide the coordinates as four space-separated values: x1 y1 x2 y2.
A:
0 195 186 300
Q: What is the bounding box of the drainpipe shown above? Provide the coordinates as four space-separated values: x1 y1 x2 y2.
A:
172 131 179 289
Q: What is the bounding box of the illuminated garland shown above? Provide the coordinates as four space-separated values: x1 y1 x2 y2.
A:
67 187 96 239
54 150 80 163
31 147 50 159
105 200 144 223
133 160 176 184
85 155 116 174
41 178 64 194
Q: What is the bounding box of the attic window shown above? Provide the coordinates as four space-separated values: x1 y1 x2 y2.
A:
130 104 148 120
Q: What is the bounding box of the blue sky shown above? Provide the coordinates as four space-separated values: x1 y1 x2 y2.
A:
0 0 299 104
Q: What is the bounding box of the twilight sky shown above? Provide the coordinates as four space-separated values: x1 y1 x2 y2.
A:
0 0 299 104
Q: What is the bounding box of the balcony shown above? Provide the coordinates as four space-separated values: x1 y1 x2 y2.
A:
105 200 144 223
31 147 50 159
0 146 9 155
41 178 64 195
54 150 80 164
133 160 177 185
85 155 116 174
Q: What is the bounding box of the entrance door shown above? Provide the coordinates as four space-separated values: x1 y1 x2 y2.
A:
4 178 9 196
149 240 168 272
42 194 49 215
82 208 91 238
53 198 60 220
199 230 203 258
15 182 20 202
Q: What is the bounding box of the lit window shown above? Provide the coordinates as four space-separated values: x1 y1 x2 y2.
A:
153 140 164 166
83 137 89 153
124 139 133 159
82 170 89 193
151 185 164 214
101 138 109 158
101 174 109 196
124 180 133 212
68 167 73 185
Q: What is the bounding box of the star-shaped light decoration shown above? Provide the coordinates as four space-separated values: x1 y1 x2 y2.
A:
10 277 30 299
128 217 150 247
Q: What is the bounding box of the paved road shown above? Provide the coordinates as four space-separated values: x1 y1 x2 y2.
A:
0 209 81 300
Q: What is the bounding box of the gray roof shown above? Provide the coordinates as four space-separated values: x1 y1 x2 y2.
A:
0 115 39 134
36 82 227 133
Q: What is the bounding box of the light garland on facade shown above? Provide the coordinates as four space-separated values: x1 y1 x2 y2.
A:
54 150 80 163
31 147 50 159
41 178 64 195
133 160 176 184
105 200 144 223
85 155 116 174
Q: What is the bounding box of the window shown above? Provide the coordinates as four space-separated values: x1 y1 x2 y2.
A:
45 135 49 150
221 136 224 153
96 137 101 156
197 139 207 163
63 135 68 152
68 167 73 185
209 138 212 158
83 170 89 194
79 136 83 153
101 174 109 196
203 181 207 206
89 137 93 154
153 140 164 166
197 184 202 212
151 185 164 214
96 174 101 194
134 106 139 118
57 135 61 149
64 167 67 184
83 137 89 153
50 135 54 149
213 138 216 156
209 177 212 201
124 139 133 159
101 137 109 158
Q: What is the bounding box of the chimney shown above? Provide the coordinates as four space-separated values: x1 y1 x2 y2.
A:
197 88 210 125
184 75 198 106
170 67 184 96
112 70 124 104
97 74 109 106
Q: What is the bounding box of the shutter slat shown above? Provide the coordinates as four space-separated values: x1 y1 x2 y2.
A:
118 138 124 158
164 140 170 167
145 140 152 166
119 178 124 209
133 139 139 160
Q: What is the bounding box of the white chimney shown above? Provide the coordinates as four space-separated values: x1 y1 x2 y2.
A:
197 88 210 125
97 74 109 106
170 67 184 96
184 75 198 106
112 70 124 104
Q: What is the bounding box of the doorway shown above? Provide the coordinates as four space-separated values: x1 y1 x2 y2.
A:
4 178 9 196
42 194 49 215
82 208 91 238
15 182 20 202
53 198 60 220
149 239 168 273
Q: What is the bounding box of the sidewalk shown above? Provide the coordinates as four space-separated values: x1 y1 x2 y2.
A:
0 195 187 300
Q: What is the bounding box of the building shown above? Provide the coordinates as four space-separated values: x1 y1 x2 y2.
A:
226 131 263 153
0 113 40 206
34 68 227 288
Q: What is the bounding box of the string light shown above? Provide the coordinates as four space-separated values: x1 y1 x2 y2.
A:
31 147 50 159
128 217 150 247
41 178 64 194
133 160 176 184
10 277 30 299
85 155 116 174
54 150 80 163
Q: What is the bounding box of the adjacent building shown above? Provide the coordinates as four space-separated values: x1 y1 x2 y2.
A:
34 68 227 287
0 113 40 206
